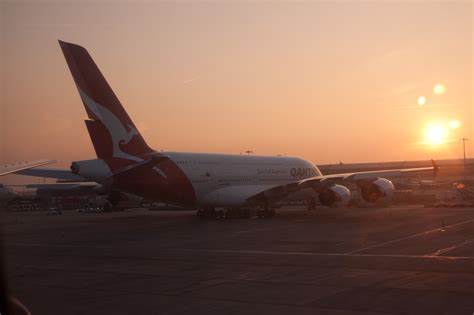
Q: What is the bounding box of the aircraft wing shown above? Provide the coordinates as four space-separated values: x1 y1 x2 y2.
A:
15 167 86 181
0 160 56 176
299 166 437 184
248 163 437 203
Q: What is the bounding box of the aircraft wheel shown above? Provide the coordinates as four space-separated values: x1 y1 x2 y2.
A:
226 208 236 219
216 209 225 220
241 209 251 219
226 208 249 219
197 208 217 219
258 209 275 218
196 209 206 219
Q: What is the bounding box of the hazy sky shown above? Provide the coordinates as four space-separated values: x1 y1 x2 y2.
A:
1 1 473 175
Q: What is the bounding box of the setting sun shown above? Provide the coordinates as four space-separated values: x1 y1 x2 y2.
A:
425 125 446 145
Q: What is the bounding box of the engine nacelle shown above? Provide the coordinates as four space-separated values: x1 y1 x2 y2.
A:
71 159 111 182
318 184 351 207
359 177 395 204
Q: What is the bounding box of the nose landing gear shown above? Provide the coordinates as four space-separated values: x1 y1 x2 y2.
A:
257 208 275 218
257 201 276 218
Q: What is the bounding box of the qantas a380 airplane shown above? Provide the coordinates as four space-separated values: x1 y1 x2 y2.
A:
55 40 435 218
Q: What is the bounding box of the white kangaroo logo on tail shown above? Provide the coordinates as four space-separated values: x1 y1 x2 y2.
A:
78 88 143 162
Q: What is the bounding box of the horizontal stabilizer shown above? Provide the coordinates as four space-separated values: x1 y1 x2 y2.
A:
106 155 170 179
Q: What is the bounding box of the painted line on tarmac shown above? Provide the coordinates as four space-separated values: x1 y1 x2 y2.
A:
6 243 117 249
171 248 474 261
234 230 250 234
9 243 474 261
427 238 474 256
347 217 474 254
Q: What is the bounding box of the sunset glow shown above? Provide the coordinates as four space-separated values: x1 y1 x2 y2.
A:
425 125 447 145
1 1 472 184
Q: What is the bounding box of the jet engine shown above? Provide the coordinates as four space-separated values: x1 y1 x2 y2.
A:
318 184 351 206
359 178 395 203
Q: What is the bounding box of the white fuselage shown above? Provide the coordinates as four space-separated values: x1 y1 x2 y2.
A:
166 152 321 207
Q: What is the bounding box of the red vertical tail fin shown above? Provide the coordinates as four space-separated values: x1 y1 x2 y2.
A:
58 40 153 162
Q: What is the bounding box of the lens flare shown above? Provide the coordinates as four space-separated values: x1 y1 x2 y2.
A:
448 120 461 129
417 96 426 106
433 84 446 95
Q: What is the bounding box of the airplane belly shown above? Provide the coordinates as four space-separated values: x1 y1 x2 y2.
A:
282 187 317 201
200 185 275 207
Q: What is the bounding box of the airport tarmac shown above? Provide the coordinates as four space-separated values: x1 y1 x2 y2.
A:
3 205 474 314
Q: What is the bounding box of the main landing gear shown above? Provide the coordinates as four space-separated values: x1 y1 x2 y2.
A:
226 208 251 219
196 207 220 220
307 197 316 211
257 201 275 218
196 207 272 220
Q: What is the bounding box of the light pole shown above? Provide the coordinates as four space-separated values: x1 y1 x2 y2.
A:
460 137 469 181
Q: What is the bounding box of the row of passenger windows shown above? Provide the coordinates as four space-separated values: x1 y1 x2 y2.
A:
191 179 210 184
218 178 252 183
258 178 290 182
176 161 219 165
